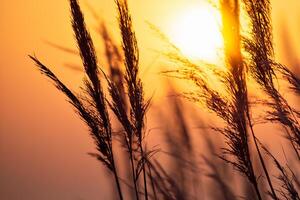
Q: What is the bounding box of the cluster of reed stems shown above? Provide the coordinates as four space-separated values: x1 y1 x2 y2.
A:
31 0 300 199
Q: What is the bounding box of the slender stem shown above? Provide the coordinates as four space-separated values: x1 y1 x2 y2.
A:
113 167 124 200
244 138 263 200
129 147 140 200
139 144 148 200
247 115 278 199
147 163 158 200
252 177 263 200
111 152 124 200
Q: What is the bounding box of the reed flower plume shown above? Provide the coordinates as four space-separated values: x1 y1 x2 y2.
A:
166 41 263 199
107 0 151 199
162 1 279 199
29 57 115 171
243 0 300 154
203 1 265 199
29 0 300 199
116 0 149 139
30 0 124 199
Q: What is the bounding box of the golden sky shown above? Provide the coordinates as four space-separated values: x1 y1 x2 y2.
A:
0 0 300 199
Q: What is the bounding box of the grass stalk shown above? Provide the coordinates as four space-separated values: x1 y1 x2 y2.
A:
243 0 300 154
115 1 150 199
220 0 263 198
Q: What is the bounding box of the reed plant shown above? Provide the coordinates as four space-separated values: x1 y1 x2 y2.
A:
31 0 300 199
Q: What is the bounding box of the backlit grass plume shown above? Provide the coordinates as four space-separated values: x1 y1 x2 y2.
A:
30 0 300 199
243 0 300 156
31 0 125 198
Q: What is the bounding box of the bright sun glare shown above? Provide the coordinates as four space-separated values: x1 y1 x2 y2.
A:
169 5 223 62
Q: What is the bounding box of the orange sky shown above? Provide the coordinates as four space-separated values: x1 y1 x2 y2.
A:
1 0 300 199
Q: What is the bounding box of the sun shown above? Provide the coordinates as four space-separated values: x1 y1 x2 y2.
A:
168 4 223 62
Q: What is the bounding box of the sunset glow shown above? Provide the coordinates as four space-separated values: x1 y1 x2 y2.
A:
169 5 223 62
1 0 300 199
